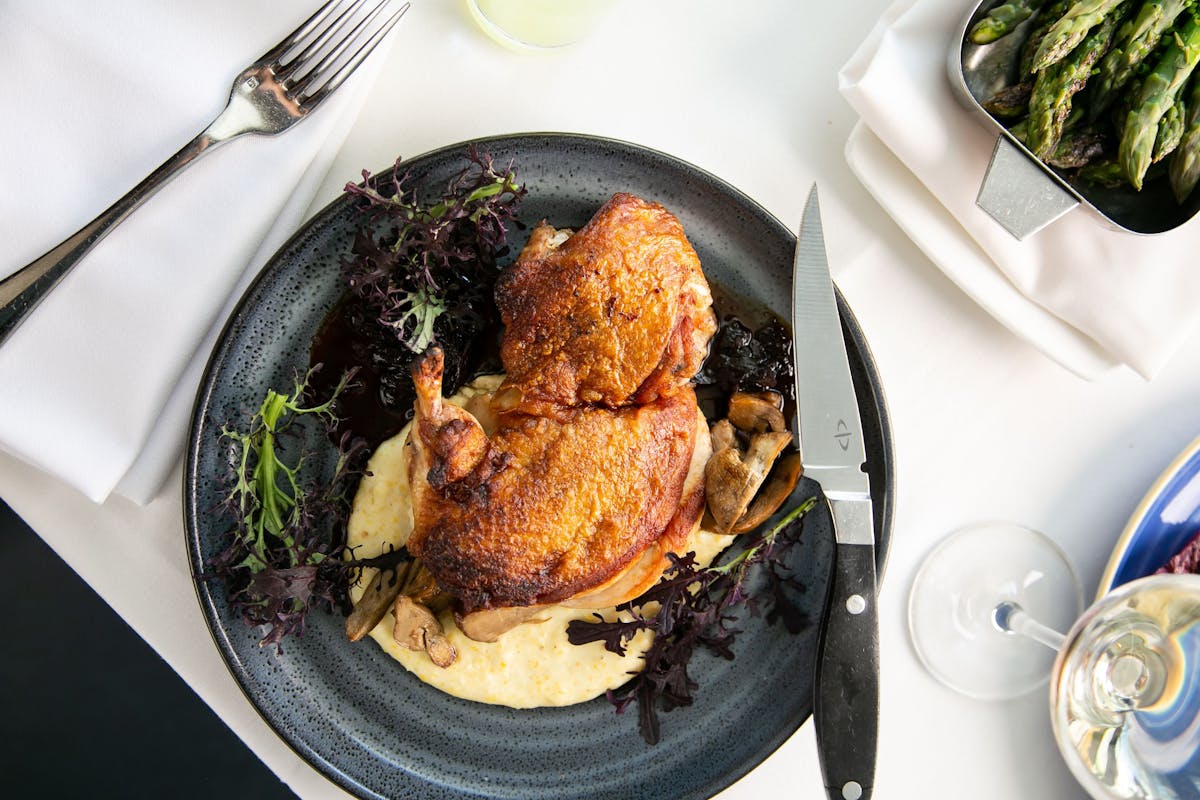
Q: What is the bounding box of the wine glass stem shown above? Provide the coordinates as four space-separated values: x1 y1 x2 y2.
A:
994 601 1067 650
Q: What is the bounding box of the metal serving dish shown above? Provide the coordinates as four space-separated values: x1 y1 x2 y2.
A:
949 0 1200 238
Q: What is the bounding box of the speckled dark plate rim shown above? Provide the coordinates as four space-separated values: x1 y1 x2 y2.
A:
184 132 894 800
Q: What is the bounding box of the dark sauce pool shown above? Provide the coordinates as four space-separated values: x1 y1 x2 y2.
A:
307 293 502 449
696 282 795 426
307 280 793 450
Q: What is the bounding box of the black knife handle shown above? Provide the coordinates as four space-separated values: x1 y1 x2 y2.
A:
815 541 879 800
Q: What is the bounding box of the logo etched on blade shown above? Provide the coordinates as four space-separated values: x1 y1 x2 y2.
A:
835 419 851 451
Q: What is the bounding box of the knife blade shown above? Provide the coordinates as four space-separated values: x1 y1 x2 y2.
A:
793 185 879 800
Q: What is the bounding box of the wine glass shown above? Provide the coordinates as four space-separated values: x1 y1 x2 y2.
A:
465 0 618 51
909 521 1200 799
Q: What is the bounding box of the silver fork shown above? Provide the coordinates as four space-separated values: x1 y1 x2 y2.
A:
0 0 410 346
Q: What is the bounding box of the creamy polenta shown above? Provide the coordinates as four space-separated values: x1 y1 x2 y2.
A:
346 375 732 708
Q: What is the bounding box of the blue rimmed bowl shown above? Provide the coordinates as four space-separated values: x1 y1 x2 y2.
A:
1097 436 1200 598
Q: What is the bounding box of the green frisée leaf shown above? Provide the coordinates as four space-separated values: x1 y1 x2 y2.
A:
205 368 377 652
390 286 446 354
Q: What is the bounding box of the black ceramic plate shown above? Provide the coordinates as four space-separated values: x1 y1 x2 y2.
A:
185 133 894 800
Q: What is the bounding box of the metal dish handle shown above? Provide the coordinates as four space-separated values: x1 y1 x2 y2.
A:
948 1 1081 240
976 135 1078 240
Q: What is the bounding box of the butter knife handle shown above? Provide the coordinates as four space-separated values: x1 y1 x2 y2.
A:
815 541 879 800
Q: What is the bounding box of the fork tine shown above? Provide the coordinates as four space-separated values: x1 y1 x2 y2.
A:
289 0 390 96
257 0 342 66
299 1 409 105
276 0 369 80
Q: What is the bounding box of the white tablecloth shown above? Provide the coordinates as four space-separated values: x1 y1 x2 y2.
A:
8 1 1200 797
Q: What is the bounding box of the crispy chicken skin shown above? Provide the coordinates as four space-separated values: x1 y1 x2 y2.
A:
406 349 700 612
405 194 718 619
493 193 716 414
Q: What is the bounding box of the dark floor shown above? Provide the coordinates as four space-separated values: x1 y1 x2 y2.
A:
0 500 299 799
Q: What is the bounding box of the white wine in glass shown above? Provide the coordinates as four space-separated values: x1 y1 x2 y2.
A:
466 0 617 51
1051 574 1200 799
910 522 1200 799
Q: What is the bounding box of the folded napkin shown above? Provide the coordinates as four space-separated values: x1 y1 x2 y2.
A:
0 2 390 504
839 0 1200 380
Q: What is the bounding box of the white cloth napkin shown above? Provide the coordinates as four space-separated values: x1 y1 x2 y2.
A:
0 1 390 504
839 0 1200 380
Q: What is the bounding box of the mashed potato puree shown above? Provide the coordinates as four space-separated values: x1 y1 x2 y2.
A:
346 375 732 708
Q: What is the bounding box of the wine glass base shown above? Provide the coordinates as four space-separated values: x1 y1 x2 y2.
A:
464 0 613 53
908 522 1084 700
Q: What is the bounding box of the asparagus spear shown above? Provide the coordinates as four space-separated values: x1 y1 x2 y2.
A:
1090 0 1194 115
1020 0 1073 74
1076 154 1170 183
1113 75 1145 125
1153 96 1186 160
1077 156 1128 184
970 0 1048 43
1119 15 1200 188
983 81 1034 117
1032 0 1130 69
1010 108 1109 166
1027 11 1122 158
1049 126 1111 166
1169 76 1200 198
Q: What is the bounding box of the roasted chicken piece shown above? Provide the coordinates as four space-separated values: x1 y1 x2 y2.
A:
406 349 707 613
493 193 717 415
406 194 718 631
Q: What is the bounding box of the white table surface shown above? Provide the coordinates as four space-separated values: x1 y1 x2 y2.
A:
6 0 1198 797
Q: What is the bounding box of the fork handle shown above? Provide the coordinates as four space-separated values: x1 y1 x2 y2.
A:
0 131 220 345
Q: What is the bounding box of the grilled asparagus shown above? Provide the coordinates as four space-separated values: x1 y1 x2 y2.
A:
970 0 1048 43
1020 0 1073 74
1119 15 1200 188
1032 0 1131 70
1091 0 1194 115
1169 75 1200 199
1027 11 1122 158
1153 96 1186 160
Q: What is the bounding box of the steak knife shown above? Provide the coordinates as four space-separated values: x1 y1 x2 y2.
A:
792 185 879 800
